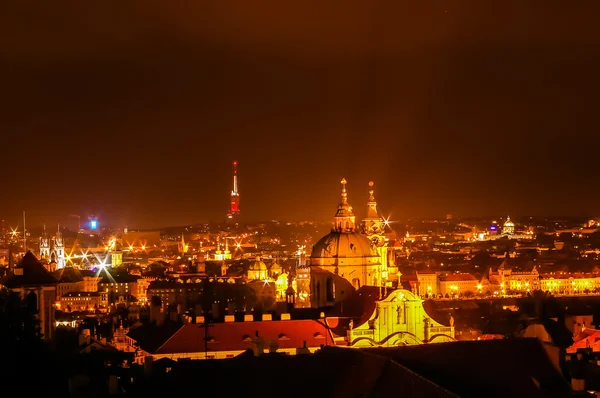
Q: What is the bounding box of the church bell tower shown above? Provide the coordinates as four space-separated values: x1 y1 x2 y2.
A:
53 224 65 269
39 224 50 260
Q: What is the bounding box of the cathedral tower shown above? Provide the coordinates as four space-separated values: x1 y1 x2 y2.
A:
53 224 65 269
332 178 356 232
362 181 385 239
39 224 50 260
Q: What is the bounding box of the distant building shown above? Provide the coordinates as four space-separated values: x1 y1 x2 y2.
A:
60 291 102 312
502 216 515 235
39 224 65 269
247 257 268 280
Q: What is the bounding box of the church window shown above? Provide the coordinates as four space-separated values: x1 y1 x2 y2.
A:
326 278 334 302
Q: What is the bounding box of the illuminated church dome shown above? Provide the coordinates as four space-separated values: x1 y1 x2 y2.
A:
311 232 377 259
502 216 515 235
247 256 268 280
311 178 377 259
310 179 381 292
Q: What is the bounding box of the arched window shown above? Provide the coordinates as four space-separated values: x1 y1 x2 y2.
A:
326 278 334 302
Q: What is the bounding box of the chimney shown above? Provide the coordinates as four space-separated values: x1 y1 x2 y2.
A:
253 331 265 357
296 340 310 355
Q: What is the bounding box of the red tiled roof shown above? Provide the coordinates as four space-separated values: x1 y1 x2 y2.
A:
154 320 332 354
572 328 600 343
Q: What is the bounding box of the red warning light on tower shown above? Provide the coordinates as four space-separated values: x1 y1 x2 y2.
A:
227 161 240 219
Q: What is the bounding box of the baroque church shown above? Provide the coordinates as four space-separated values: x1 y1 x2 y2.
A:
309 178 398 307
307 179 455 346
39 224 66 271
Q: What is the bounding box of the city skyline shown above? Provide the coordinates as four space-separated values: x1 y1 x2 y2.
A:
2 2 600 228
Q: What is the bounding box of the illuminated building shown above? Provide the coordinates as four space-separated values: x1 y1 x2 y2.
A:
488 260 540 294
247 256 268 280
439 274 478 297
213 240 231 261
361 181 399 287
227 160 240 219
540 274 600 295
477 216 534 241
270 259 282 278
416 271 440 297
274 273 297 302
178 234 189 254
88 216 99 231
52 225 65 269
97 268 143 305
347 289 455 347
39 224 50 260
59 291 102 312
295 246 311 308
310 179 382 306
502 216 515 235
52 266 85 298
0 251 58 339
39 224 65 270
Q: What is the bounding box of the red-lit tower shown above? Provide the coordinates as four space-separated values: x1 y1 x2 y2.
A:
227 161 240 219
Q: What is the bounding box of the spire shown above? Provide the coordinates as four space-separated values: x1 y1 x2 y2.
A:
228 161 240 218
368 181 375 202
340 178 348 205
363 181 384 235
333 178 356 232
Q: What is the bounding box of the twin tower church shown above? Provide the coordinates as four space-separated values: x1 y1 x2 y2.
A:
39 225 66 270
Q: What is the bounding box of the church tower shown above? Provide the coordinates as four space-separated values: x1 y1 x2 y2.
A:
53 224 65 269
332 178 356 232
362 181 385 239
39 224 50 261
179 234 189 254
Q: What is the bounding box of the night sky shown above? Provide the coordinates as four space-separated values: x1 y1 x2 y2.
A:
2 1 599 229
